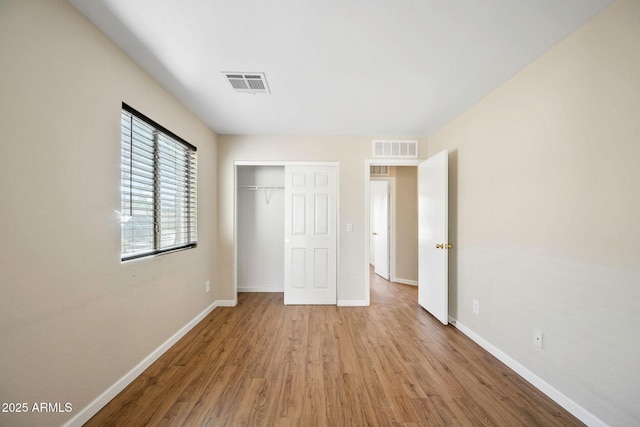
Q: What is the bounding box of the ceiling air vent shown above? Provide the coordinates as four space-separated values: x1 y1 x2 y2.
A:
373 140 418 158
223 72 270 94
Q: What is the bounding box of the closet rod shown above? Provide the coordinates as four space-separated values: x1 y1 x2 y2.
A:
238 185 284 190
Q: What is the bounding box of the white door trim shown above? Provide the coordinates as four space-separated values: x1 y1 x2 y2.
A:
364 159 421 305
234 161 340 303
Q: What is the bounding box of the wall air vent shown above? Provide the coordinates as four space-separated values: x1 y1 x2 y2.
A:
370 166 389 176
223 72 270 94
373 140 418 158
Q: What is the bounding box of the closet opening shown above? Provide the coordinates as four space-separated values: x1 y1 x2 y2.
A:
236 165 285 293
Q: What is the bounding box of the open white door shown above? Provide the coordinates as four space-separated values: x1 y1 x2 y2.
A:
284 165 337 305
371 180 390 280
418 150 449 324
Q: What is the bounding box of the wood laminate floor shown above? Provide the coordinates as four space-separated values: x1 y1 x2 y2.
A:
86 271 583 426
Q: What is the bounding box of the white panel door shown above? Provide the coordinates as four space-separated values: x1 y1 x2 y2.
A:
371 180 390 280
284 165 337 305
418 150 449 324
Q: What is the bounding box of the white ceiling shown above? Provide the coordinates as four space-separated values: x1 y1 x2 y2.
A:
68 0 613 136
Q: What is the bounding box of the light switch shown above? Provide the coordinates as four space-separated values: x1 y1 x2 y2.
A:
346 223 353 232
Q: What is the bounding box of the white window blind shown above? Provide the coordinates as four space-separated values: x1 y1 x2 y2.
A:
120 103 197 261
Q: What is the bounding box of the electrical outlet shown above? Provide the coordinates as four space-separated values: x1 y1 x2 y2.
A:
534 330 543 349
205 280 211 293
473 299 480 314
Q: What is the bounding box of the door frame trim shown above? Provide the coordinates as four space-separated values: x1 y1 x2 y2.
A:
364 159 421 305
234 161 340 303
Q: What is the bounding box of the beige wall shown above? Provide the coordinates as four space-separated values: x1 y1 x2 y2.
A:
217 136 426 303
0 1 217 426
428 0 640 425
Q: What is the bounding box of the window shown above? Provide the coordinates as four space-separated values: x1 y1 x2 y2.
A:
120 103 197 261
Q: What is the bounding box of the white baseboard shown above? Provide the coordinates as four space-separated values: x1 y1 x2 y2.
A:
392 277 418 286
337 299 369 306
238 286 284 292
63 300 222 427
215 299 236 307
449 317 606 427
